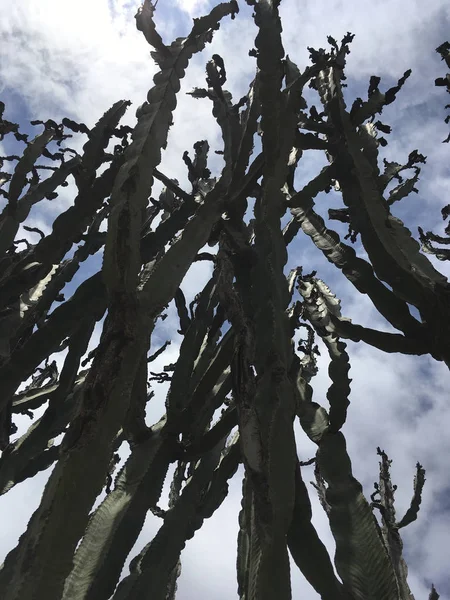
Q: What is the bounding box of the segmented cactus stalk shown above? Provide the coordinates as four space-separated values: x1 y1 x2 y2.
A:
0 2 446 599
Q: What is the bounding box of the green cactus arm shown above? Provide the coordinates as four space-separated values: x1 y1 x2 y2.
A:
233 1 304 598
324 333 351 433
428 583 440 600
123 353 151 445
61 421 175 600
232 73 261 185
188 56 242 177
189 299 226 395
79 100 130 175
298 400 330 445
357 122 381 180
0 321 93 494
373 448 416 599
2 124 55 212
0 269 106 413
177 301 234 445
435 41 450 142
0 143 262 409
137 179 229 319
287 459 352 600
0 314 151 600
111 435 230 600
0 155 81 258
198 433 241 517
174 287 191 333
378 153 420 192
318 432 399 600
183 329 235 438
316 66 448 307
0 153 207 410
165 560 182 600
176 277 220 395
0 382 83 495
327 315 430 356
165 277 217 421
3 4 240 593
46 180 239 599
0 24 171 591
0 264 57 361
103 0 238 297
0 0 241 409
0 100 128 304
0 157 121 312
188 370 232 443
12 379 60 414
32 124 125 267
289 346 330 445
236 472 251 598
0 176 223 415
351 70 412 127
286 168 425 339
9 445 60 487
164 462 185 599
134 0 171 59
4 206 107 366
182 405 237 461
395 461 426 530
387 169 421 206
283 164 334 244
297 277 351 432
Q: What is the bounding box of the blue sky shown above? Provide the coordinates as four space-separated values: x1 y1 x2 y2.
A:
1 0 450 598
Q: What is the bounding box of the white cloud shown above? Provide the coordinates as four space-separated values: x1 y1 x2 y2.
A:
176 0 211 17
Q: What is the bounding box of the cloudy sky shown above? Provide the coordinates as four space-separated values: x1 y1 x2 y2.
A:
1 0 450 598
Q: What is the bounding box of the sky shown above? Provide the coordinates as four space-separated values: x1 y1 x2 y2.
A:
1 0 450 598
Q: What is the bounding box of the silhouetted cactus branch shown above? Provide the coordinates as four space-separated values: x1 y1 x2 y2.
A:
0 4 446 600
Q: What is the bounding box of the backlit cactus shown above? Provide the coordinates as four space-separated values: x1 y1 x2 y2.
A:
0 1 447 599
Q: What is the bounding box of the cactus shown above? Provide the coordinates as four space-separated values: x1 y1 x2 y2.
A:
0 1 447 599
